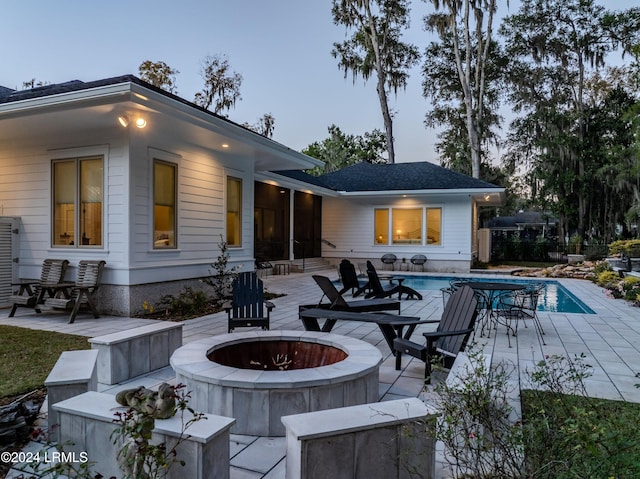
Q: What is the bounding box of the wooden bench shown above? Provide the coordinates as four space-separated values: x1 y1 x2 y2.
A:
44 349 98 442
9 258 69 317
53 391 235 479
43 260 106 323
298 307 433 354
281 398 437 479
88 322 183 385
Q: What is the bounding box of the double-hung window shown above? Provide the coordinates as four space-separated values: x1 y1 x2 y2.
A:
153 160 177 249
226 176 242 247
52 157 103 247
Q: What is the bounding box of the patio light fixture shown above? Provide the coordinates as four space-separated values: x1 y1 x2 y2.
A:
117 115 147 129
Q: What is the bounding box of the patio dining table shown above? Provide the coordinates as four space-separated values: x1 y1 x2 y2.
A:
452 281 527 337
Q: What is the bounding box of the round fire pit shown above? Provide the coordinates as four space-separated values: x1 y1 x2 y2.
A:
171 330 382 436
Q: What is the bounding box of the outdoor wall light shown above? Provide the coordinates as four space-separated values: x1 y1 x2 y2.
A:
117 115 147 128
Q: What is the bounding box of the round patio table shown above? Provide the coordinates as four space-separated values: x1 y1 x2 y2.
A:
452 281 527 338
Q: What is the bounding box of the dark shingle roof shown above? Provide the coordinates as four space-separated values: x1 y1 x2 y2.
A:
277 162 501 192
0 86 16 98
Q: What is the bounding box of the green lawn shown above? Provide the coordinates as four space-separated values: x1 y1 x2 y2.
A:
0 325 90 399
522 389 640 478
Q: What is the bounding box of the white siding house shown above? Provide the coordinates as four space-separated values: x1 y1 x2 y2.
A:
270 162 504 273
0 75 503 316
0 76 322 315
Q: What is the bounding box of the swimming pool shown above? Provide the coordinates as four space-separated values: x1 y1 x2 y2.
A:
364 275 594 314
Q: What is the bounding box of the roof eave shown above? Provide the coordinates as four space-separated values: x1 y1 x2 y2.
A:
336 187 504 197
256 171 338 196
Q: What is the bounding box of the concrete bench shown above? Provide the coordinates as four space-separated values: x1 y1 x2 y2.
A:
44 349 99 441
89 322 183 385
281 398 437 479
53 391 235 479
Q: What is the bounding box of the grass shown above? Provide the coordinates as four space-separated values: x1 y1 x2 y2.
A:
0 325 90 399
521 389 640 478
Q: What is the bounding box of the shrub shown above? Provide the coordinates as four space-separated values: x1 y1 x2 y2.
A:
597 270 621 287
568 234 583 254
202 235 239 308
591 260 612 277
609 239 640 257
621 276 640 301
433 347 524 478
158 287 209 319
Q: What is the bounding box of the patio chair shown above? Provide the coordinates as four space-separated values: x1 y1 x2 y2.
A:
380 253 398 271
364 261 423 300
43 260 106 323
410 254 427 272
9 258 70 317
309 275 401 313
337 259 368 296
225 271 274 333
255 258 272 277
495 283 546 347
393 285 478 382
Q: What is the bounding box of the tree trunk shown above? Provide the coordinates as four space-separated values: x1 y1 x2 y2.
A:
377 76 395 163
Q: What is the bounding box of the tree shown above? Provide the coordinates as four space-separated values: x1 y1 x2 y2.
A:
302 124 387 175
193 54 242 115
332 0 420 163
424 0 499 179
242 113 276 138
422 32 506 176
501 0 640 237
138 60 179 93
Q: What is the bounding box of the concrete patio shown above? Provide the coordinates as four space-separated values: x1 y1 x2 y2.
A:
2 268 640 478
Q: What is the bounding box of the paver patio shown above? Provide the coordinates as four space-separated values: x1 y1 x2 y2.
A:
2 268 640 478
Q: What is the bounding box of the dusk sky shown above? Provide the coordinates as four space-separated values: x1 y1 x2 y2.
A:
2 0 634 165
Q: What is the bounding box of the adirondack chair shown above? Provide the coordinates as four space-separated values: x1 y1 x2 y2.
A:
225 271 273 333
337 259 369 296
43 260 106 323
9 258 70 317
364 260 423 300
307 275 401 314
393 285 478 382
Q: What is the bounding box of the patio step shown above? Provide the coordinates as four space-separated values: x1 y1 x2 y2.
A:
292 257 332 273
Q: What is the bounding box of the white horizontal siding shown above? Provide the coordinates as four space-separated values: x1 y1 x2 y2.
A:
0 141 118 281
322 195 473 263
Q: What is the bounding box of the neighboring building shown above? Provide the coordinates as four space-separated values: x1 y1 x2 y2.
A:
0 75 503 315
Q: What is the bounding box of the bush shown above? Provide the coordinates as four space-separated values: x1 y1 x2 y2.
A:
433 347 524 477
568 234 583 254
591 260 612 277
202 235 239 308
609 239 640 257
597 270 621 287
158 287 209 319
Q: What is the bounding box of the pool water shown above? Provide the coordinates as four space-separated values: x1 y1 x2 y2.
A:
364 275 594 314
